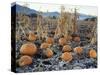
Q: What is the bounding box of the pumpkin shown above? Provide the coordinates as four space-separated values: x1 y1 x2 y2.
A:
89 49 97 58
19 55 32 66
20 43 37 55
59 38 67 46
45 48 54 58
64 34 72 41
74 47 83 54
74 36 80 42
28 32 37 41
46 37 54 45
60 52 73 62
62 45 72 52
40 43 50 49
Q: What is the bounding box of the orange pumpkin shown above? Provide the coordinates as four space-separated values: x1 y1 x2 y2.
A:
59 38 67 46
40 43 50 49
19 55 32 66
28 32 37 41
89 49 97 58
60 52 73 62
64 35 72 41
20 43 37 55
62 45 72 52
74 47 83 54
74 36 80 42
46 37 54 45
45 48 54 58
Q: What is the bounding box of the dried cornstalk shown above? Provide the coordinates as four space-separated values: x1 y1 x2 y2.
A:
16 3 31 38
17 13 31 38
54 19 62 37
54 6 72 38
36 11 44 40
41 22 48 39
90 25 97 45
73 8 78 33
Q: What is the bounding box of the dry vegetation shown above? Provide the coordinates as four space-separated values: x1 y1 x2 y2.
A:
14 5 97 72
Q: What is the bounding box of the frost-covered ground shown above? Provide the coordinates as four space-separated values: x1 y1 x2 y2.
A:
16 41 97 73
15 24 97 73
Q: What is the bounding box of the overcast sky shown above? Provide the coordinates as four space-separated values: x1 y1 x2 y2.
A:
16 1 98 16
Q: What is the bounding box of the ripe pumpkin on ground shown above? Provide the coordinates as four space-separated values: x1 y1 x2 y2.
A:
62 45 72 52
60 52 73 62
89 49 97 58
74 47 83 54
73 36 80 42
46 37 54 45
28 32 37 41
19 55 32 67
45 48 54 58
64 34 72 41
40 42 50 49
59 38 67 46
20 42 37 56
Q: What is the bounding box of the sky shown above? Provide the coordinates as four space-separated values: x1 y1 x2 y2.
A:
16 1 98 16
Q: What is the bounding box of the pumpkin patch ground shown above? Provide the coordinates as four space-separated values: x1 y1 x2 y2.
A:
11 2 97 73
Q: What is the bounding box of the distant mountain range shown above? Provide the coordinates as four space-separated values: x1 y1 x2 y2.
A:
78 13 95 20
11 4 96 20
11 4 37 15
43 12 60 17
